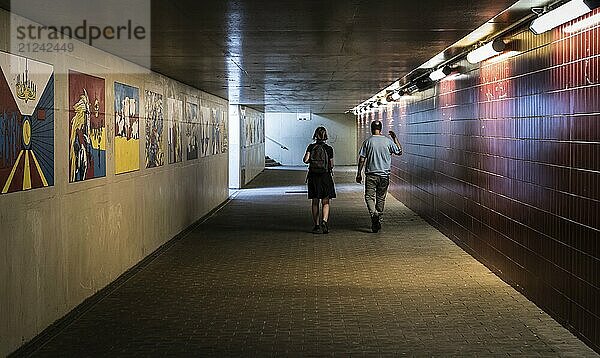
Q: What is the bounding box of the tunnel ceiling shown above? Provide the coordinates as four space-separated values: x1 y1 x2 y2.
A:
1 0 520 113
149 0 522 113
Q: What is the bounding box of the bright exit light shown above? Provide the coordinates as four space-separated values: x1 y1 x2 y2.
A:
467 39 506 64
563 12 600 33
530 0 599 35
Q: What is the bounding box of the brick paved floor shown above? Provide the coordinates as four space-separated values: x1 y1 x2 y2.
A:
31 167 597 357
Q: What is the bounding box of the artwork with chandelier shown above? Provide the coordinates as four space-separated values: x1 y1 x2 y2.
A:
0 51 54 194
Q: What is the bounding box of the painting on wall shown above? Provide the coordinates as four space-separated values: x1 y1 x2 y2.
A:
114 82 140 174
185 101 198 160
0 52 54 194
68 70 106 183
167 98 183 164
200 106 210 157
145 90 164 168
210 108 220 156
219 108 228 153
243 110 264 147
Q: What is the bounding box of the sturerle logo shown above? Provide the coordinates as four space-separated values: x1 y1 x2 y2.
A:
10 0 151 74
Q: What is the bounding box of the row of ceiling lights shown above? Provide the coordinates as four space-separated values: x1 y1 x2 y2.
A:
351 0 600 115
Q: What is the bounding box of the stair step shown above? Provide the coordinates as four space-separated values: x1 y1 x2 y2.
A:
265 156 282 167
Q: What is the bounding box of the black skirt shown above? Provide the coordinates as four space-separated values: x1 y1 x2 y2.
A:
307 172 337 199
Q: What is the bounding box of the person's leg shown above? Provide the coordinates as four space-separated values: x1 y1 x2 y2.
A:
365 174 381 232
312 199 320 226
375 176 390 216
364 174 377 217
321 198 330 233
321 198 330 223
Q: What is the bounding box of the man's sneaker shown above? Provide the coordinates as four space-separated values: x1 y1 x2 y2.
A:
312 225 321 233
321 221 329 234
371 214 381 233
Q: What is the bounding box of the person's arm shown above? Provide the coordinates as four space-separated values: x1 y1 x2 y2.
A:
356 156 366 183
303 151 310 164
388 131 403 155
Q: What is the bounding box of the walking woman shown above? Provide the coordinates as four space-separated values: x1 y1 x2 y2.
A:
303 126 336 234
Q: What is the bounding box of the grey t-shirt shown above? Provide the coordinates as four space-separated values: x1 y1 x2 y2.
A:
358 135 401 176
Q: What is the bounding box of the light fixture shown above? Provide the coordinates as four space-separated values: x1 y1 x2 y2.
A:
391 91 402 101
467 39 506 64
429 66 453 81
415 77 435 91
405 84 419 94
530 0 600 35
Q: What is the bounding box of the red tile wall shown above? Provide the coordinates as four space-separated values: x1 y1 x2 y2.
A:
358 11 600 351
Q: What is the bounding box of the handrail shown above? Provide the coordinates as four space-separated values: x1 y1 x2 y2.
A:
266 136 289 150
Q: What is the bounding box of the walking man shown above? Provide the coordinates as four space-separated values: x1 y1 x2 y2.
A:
356 120 403 232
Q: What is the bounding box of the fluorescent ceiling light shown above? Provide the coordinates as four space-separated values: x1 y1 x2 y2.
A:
429 66 452 81
467 39 506 64
530 0 600 35
563 11 600 33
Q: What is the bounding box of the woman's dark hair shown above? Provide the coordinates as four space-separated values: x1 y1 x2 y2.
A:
313 126 328 141
371 120 382 133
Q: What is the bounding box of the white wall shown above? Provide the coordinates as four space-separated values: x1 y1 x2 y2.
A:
265 113 357 166
0 9 229 356
228 105 241 188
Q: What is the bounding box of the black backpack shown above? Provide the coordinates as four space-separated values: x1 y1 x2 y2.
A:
309 143 329 174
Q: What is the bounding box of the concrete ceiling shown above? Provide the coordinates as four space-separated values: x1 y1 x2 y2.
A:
150 0 522 113
2 0 522 113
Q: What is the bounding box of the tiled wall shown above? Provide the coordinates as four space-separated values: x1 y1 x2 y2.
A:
358 10 600 351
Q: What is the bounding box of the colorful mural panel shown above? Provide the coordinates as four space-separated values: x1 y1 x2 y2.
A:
167 98 183 164
114 82 140 174
0 52 54 194
185 101 198 160
68 70 106 183
145 90 164 168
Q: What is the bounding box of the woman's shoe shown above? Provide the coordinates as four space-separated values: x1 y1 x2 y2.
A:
321 221 329 234
312 225 321 233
